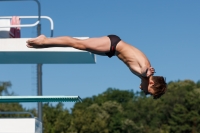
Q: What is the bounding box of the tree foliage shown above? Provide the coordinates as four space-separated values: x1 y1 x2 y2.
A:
0 81 26 117
1 79 200 133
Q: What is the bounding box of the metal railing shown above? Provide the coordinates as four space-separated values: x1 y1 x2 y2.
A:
0 112 34 118
0 16 54 37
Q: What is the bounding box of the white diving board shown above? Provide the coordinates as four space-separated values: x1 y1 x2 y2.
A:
0 38 96 64
0 96 82 103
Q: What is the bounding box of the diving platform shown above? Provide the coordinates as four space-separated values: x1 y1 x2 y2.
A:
0 1 88 132
0 38 96 64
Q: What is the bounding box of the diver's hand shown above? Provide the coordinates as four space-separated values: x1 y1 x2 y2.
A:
146 67 155 77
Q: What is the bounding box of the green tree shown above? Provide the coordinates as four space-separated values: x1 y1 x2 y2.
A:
166 80 200 133
42 102 71 133
69 102 109 133
0 81 26 118
2 79 200 133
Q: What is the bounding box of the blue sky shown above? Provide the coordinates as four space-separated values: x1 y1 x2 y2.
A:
0 0 200 109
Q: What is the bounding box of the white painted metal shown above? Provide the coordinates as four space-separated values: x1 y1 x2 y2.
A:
0 118 42 133
0 38 96 64
0 19 10 38
0 16 54 37
0 16 53 30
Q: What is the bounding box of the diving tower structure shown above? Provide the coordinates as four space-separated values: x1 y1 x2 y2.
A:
0 1 95 133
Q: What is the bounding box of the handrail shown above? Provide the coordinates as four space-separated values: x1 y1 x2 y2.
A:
0 112 34 118
0 18 40 28
0 16 54 37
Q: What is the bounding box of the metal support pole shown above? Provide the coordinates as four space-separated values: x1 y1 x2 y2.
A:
37 23 43 123
37 64 42 122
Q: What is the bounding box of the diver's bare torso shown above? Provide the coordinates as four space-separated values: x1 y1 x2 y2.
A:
115 41 151 78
